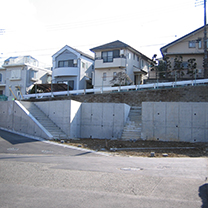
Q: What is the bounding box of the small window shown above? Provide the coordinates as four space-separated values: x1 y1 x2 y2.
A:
182 61 188 69
82 62 85 69
30 70 37 79
103 72 107 81
0 90 3 95
198 40 202 49
137 56 139 62
189 40 196 48
141 59 144 68
113 72 117 77
0 73 2 82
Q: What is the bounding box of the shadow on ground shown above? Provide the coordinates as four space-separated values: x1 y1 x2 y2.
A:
199 183 208 208
0 129 39 145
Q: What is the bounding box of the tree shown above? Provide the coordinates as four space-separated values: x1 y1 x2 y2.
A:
150 56 171 79
110 72 133 86
163 56 171 78
173 55 184 79
187 58 197 79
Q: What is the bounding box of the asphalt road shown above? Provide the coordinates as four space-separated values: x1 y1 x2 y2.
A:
0 129 208 208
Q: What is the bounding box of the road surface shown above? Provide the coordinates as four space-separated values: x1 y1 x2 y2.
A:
0 129 207 208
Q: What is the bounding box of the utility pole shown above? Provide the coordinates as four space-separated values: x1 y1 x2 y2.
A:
204 0 208 78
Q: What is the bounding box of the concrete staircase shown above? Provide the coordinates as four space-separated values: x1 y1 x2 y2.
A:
20 101 68 140
121 106 142 141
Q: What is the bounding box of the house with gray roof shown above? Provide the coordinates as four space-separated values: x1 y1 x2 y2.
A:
52 45 94 91
90 40 152 89
1 55 52 101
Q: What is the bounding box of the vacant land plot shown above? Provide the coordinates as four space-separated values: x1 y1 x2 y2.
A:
54 138 208 157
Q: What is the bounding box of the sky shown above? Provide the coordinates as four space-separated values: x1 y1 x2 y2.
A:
0 0 206 67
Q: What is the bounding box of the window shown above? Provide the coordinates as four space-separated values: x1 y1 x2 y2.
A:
182 61 188 69
113 72 117 77
189 40 196 48
0 73 2 82
82 62 85 69
0 90 3 95
128 53 131 59
103 72 107 81
101 50 120 63
137 56 140 62
58 60 75 67
198 40 202 49
30 70 37 80
102 51 113 62
11 70 21 80
68 80 74 90
141 59 144 68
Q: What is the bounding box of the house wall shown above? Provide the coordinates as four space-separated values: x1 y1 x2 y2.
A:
52 48 94 90
79 57 94 89
93 48 150 89
3 63 51 101
142 102 208 142
163 29 205 78
55 50 77 68
167 30 204 54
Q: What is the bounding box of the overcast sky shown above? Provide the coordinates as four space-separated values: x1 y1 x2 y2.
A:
0 0 206 67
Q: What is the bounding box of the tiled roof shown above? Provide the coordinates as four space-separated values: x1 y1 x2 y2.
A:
90 40 152 61
90 40 130 51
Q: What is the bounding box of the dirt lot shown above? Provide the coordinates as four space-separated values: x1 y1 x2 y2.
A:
54 138 208 157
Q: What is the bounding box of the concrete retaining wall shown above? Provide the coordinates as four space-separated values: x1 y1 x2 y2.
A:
142 102 208 142
80 103 130 139
0 100 130 140
0 101 51 139
36 101 129 139
35 100 82 138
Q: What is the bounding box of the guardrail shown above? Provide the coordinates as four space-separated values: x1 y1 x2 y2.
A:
23 78 208 99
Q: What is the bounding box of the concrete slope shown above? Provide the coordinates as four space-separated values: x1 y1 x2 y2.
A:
20 101 68 140
121 106 142 141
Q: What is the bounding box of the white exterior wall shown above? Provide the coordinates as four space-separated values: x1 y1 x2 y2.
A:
93 48 150 89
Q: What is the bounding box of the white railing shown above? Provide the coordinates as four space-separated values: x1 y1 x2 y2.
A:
23 78 208 99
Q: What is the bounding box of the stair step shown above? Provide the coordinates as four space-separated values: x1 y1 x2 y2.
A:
121 106 142 141
20 101 68 139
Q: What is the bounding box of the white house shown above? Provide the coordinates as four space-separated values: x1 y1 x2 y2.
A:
90 40 152 89
52 45 94 90
1 56 52 101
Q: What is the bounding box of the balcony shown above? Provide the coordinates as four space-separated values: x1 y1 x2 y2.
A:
53 67 79 77
95 57 126 69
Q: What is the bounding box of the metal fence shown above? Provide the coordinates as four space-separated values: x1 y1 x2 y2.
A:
23 78 208 100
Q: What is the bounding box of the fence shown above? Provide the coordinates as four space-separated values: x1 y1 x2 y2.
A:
23 78 208 100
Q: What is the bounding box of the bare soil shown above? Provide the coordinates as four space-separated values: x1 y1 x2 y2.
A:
54 138 208 157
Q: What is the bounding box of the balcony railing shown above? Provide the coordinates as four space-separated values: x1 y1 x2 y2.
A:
53 67 79 77
95 57 126 69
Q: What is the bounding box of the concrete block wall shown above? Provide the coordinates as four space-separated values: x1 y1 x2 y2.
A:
142 102 208 142
0 101 51 139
